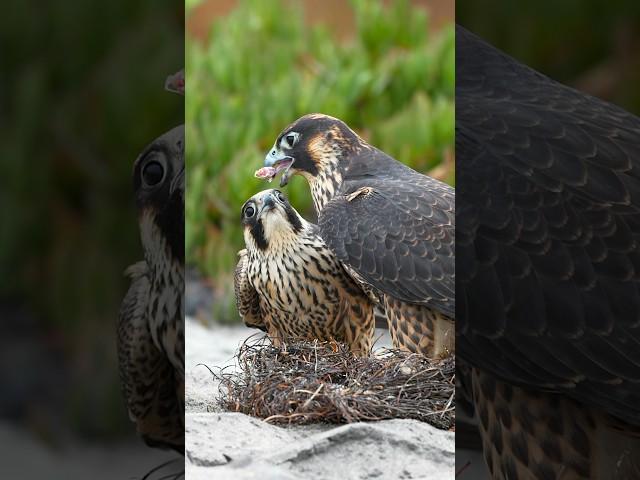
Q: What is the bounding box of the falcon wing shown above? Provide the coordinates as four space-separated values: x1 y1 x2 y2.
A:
318 168 455 318
457 26 640 425
234 249 266 331
117 261 184 452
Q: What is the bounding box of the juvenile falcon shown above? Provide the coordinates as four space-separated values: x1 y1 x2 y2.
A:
256 114 455 358
234 189 375 355
457 26 640 479
118 124 185 453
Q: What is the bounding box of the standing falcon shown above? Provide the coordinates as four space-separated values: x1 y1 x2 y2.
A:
256 114 455 358
118 124 185 453
457 26 640 479
234 189 375 355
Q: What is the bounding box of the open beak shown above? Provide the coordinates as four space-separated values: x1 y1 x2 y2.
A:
264 146 284 167
261 147 295 187
164 69 185 96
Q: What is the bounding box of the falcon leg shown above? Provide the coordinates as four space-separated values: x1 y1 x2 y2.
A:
384 296 454 358
341 299 375 356
265 320 285 348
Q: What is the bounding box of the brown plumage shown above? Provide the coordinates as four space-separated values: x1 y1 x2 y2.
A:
260 114 455 358
234 189 375 356
118 125 185 453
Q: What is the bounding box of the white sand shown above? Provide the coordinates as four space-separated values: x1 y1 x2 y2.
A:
185 317 456 480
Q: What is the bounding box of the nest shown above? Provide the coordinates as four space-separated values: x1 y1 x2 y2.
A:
213 336 455 430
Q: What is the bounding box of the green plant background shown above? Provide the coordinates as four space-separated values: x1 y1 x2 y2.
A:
0 1 183 441
457 1 640 114
186 0 455 322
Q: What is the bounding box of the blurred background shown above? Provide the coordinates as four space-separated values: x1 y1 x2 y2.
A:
185 0 455 324
0 1 183 477
457 1 640 114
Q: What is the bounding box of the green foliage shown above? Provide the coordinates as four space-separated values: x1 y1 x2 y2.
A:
186 0 204 12
186 0 454 322
0 1 183 437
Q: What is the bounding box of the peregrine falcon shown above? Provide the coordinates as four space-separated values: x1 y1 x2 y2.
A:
118 124 185 453
234 189 375 355
457 26 640 479
257 114 455 358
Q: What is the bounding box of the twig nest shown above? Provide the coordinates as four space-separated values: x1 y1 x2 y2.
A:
210 335 455 430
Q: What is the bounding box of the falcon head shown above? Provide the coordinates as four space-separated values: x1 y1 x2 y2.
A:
260 113 364 187
133 124 185 265
241 189 305 252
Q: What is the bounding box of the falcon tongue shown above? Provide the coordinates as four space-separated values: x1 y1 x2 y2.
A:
254 159 293 183
254 167 277 182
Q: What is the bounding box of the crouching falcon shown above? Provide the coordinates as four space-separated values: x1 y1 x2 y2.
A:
257 114 455 358
234 189 375 356
118 124 185 453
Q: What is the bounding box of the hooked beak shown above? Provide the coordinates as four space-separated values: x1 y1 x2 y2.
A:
258 192 276 216
264 146 295 187
170 164 185 195
264 146 284 167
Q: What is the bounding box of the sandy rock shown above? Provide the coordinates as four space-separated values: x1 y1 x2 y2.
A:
186 318 456 480
186 412 454 480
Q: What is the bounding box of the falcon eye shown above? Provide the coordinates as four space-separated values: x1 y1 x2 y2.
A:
281 132 299 149
275 190 286 203
142 160 164 186
244 205 256 218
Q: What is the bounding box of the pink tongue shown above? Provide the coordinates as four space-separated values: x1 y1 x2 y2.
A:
255 166 276 181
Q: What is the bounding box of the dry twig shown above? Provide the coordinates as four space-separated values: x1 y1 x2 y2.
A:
211 336 455 430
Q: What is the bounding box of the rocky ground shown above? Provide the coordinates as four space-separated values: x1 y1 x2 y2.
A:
186 318 456 480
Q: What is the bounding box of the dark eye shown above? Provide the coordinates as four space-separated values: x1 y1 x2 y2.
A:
142 160 164 186
281 132 299 149
275 190 286 202
245 205 255 218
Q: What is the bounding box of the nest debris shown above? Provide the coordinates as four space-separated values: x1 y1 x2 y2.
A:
213 336 455 430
